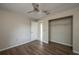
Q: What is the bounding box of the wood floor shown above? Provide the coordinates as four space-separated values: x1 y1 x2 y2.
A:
0 40 74 55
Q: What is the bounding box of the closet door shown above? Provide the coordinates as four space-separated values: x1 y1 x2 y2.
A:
50 17 72 46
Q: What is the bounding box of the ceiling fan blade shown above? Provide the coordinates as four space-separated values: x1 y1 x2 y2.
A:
42 10 50 15
27 3 40 13
32 3 39 12
27 10 33 13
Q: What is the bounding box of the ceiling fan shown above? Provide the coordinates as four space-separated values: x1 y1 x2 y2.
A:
27 3 50 15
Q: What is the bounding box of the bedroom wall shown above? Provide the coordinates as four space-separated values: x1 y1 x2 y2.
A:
0 10 31 51
39 7 79 54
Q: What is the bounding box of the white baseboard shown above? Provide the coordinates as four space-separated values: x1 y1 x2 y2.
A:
73 50 79 54
0 39 34 52
51 40 72 47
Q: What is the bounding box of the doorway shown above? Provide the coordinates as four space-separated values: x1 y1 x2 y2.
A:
49 16 73 50
40 23 43 42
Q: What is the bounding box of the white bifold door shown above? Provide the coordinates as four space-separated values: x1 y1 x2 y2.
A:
31 21 38 41
49 17 72 46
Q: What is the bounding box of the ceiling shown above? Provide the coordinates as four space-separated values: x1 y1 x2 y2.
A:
0 3 79 19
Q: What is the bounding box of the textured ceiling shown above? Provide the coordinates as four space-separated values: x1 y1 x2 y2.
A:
0 3 79 19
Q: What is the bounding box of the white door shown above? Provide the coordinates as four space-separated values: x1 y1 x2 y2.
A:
50 17 72 46
31 21 38 41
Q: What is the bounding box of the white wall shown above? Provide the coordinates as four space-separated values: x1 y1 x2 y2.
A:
39 7 79 54
0 10 31 51
50 17 72 46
